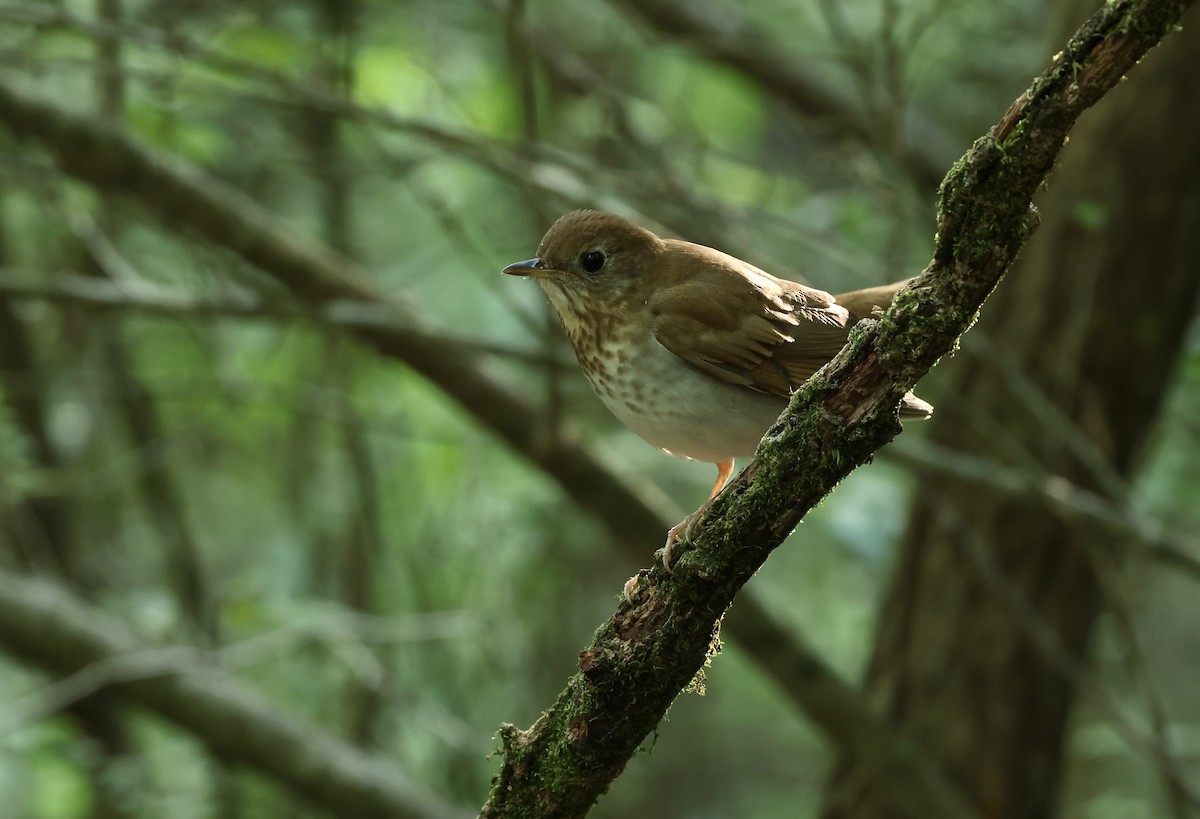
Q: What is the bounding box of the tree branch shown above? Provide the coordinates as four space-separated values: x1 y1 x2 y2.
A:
0 567 465 819
479 0 1194 815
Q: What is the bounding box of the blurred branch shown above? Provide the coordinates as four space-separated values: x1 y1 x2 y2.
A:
5 1 846 267
0 72 976 814
969 336 1128 497
215 609 481 673
1087 540 1197 818
0 191 136 819
66 181 221 648
0 5 560 187
297 0 393 748
887 440 1200 584
480 1 1192 815
19 252 1197 591
605 0 958 192
0 270 564 366
937 506 1200 811
0 3 729 235
0 298 72 572
0 567 466 819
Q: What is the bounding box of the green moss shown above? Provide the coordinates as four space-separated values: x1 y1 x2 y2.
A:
999 115 1028 151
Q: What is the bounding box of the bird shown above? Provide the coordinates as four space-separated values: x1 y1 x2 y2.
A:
503 210 931 572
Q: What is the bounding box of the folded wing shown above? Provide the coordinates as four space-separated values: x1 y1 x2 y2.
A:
649 248 853 398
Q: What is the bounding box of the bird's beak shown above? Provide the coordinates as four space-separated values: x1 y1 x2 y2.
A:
502 258 566 279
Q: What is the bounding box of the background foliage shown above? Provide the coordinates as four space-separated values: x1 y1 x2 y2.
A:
0 1 1197 817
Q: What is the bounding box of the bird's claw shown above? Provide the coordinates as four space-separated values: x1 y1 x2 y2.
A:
629 506 709 603
660 531 680 573
660 511 701 572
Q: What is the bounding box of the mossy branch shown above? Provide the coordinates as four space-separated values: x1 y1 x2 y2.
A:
480 1 1193 816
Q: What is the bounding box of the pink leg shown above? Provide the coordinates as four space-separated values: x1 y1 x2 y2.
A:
707 458 736 500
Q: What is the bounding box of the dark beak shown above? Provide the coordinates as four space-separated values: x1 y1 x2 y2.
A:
502 258 564 279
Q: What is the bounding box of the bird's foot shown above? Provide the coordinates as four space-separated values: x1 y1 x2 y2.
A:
627 502 713 603
660 504 709 572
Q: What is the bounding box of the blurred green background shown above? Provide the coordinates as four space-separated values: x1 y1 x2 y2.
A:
0 1 1197 817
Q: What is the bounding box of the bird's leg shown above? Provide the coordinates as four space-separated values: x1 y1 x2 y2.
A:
661 458 735 572
706 459 737 502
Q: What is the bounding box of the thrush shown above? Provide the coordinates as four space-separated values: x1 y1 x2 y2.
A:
503 210 931 572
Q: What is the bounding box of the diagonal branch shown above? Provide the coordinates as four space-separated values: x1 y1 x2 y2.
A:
479 0 1194 815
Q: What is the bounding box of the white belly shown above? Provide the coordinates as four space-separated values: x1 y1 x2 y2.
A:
582 335 785 464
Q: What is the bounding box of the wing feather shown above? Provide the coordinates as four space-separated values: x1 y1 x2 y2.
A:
650 249 853 398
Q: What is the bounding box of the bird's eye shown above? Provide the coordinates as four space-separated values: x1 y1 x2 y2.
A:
580 250 606 274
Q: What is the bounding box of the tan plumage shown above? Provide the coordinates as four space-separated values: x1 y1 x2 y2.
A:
648 244 856 399
503 210 931 570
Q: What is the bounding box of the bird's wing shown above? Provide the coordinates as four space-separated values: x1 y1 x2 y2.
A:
649 250 853 398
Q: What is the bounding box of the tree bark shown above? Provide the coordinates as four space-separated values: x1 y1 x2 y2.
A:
822 12 1200 819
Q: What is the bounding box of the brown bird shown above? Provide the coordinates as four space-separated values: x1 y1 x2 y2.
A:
503 210 931 569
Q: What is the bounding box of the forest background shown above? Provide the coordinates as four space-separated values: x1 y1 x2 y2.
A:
0 1 1198 817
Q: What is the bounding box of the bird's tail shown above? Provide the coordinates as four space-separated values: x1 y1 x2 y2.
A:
834 278 914 320
835 278 934 420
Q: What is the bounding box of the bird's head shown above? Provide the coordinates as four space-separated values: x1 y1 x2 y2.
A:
502 210 663 317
